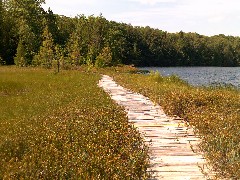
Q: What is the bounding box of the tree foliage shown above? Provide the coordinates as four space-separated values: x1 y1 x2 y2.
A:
0 2 240 67
0 0 3 59
66 32 83 66
95 46 113 67
33 25 54 68
14 39 26 66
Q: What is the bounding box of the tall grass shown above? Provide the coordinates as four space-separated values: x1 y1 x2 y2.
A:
109 68 240 179
0 66 149 179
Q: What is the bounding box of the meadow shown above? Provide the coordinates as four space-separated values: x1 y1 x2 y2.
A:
1 65 239 179
108 68 240 179
0 66 149 179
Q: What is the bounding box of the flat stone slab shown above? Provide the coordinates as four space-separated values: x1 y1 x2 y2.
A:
98 75 213 179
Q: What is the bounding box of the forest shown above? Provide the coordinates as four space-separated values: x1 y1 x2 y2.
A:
0 0 240 67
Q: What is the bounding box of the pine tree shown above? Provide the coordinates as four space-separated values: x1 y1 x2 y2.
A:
14 40 26 66
33 25 54 68
18 18 37 65
67 32 83 66
54 45 64 72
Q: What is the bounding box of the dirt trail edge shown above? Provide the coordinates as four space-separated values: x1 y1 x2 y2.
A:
98 75 213 180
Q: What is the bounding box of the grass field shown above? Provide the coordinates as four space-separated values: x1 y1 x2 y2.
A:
1 65 239 179
108 68 240 179
0 66 149 179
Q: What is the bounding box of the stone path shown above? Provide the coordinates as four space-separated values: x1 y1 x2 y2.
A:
98 75 212 180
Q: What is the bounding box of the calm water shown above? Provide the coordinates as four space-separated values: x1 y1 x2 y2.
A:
139 67 240 88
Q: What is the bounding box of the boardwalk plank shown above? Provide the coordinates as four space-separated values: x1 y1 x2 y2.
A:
98 75 213 179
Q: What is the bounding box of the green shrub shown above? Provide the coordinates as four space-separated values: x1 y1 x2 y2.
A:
95 47 113 68
149 71 164 82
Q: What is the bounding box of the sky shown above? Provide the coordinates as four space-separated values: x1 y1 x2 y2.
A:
43 0 240 37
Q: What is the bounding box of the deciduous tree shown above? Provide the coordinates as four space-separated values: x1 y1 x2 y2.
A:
95 46 113 67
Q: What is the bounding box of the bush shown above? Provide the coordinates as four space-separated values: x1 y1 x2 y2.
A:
95 47 113 68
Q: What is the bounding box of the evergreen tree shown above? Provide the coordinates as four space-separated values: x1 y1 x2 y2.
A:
67 32 83 66
14 40 26 66
0 3 240 68
3 0 46 64
45 8 59 44
18 18 37 64
53 44 64 71
33 25 54 68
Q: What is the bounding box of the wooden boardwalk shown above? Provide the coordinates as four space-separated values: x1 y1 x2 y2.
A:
98 75 212 180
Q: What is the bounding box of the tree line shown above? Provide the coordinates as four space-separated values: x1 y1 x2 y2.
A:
0 0 239 67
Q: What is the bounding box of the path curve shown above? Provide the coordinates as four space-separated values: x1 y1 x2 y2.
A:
98 75 212 180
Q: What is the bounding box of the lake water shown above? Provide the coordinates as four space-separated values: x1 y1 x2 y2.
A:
139 67 240 88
